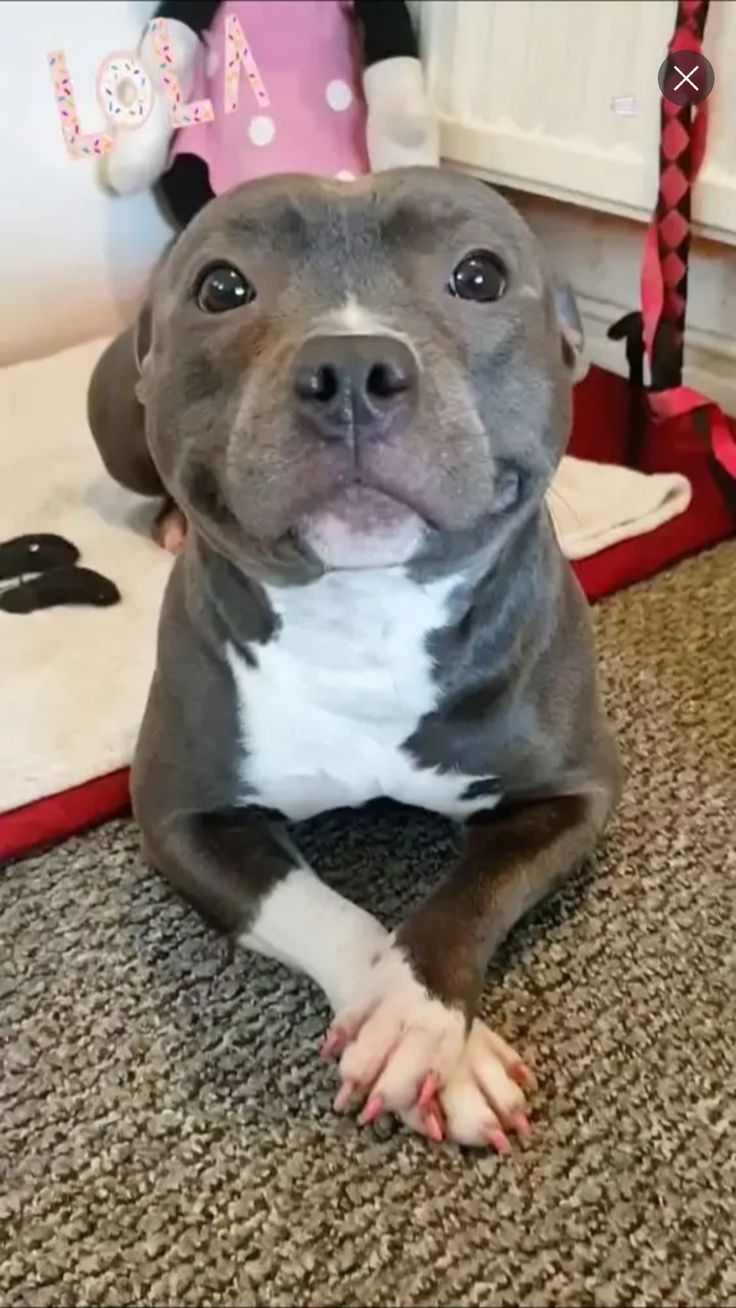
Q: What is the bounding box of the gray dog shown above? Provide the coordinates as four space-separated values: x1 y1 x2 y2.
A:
88 170 621 1150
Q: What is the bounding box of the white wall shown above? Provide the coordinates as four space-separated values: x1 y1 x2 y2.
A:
410 0 736 414
1 1 173 364
412 0 736 245
3 0 735 412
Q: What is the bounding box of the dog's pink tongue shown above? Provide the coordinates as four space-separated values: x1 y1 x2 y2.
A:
299 486 424 569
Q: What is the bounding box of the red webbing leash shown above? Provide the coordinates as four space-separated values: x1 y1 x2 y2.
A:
640 0 736 487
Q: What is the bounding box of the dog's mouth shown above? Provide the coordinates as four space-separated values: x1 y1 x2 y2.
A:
296 484 427 570
291 460 525 571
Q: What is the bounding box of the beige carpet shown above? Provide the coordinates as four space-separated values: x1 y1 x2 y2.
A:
2 542 735 1308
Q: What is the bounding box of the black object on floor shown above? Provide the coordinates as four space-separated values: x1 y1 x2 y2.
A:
0 533 80 581
0 533 120 614
0 566 121 614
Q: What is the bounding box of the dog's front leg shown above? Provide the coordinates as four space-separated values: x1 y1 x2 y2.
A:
328 787 616 1148
142 806 390 1018
144 805 462 1137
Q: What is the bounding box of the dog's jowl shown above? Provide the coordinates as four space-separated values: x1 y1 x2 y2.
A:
88 170 621 1149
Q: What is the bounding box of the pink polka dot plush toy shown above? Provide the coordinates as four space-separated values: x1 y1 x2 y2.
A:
103 0 439 228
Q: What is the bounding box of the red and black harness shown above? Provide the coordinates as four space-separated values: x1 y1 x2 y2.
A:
610 0 736 511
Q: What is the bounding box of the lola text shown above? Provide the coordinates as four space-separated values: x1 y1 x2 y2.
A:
49 15 268 160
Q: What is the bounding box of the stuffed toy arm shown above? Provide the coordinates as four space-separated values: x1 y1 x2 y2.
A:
102 1 219 196
354 0 439 171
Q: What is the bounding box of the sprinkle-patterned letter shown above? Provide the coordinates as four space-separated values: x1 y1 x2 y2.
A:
224 14 270 114
48 50 114 160
148 17 214 129
96 52 154 131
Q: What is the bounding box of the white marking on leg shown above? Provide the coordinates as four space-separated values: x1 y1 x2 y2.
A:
239 864 388 1013
336 941 466 1105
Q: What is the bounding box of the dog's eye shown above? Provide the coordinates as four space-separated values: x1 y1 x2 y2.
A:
449 250 506 303
197 265 256 313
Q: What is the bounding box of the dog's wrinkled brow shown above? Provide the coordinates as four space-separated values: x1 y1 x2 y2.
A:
379 201 473 253
225 204 310 253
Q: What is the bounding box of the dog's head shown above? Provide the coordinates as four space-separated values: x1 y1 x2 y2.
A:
136 170 582 582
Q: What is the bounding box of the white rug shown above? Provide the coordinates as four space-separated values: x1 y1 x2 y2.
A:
0 337 691 819
0 339 173 815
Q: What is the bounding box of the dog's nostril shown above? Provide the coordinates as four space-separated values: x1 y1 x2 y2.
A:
296 364 339 404
314 365 339 403
367 362 409 400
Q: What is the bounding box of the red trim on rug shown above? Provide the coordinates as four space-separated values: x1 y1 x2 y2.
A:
1 768 130 863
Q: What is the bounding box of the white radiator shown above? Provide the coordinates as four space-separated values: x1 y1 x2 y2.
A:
411 0 736 245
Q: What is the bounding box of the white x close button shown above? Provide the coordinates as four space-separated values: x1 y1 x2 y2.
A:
658 49 715 107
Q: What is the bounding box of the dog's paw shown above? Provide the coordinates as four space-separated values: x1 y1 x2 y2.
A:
322 941 536 1149
324 941 467 1120
402 1020 535 1150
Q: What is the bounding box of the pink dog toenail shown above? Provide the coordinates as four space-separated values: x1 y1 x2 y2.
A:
488 1130 512 1156
418 1073 440 1111
333 1080 358 1113
510 1112 531 1139
320 1026 347 1060
424 1110 444 1143
510 1061 536 1090
358 1096 384 1126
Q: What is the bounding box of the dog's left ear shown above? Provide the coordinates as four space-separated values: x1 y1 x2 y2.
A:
133 242 175 400
134 300 152 374
555 283 589 383
133 300 153 403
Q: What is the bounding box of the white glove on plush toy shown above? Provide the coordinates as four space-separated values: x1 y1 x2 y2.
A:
364 56 439 172
100 0 439 228
356 0 439 172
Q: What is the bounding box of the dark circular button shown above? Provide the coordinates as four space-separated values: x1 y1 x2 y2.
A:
657 50 715 107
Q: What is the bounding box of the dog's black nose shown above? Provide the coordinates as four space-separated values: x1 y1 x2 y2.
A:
293 335 418 441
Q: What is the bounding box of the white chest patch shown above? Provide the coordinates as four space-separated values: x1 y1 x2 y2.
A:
227 568 499 822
